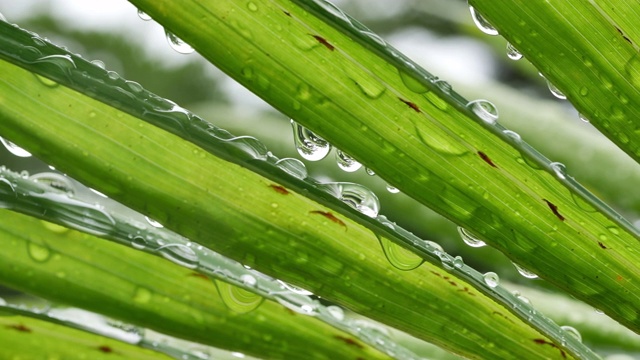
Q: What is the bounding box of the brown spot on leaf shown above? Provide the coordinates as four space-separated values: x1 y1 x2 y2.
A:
98 346 113 353
533 339 566 358
189 272 209 280
334 335 364 349
269 184 289 195
399 98 420 113
312 35 334 51
283 11 291 17
6 324 31 333
598 242 607 249
543 199 565 221
478 151 497 168
617 275 624 281
310 210 347 230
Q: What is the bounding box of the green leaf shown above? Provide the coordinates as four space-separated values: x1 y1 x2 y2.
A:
0 209 389 359
0 36 590 359
126 0 640 333
468 0 640 163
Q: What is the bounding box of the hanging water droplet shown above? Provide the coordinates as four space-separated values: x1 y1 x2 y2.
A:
386 184 400 194
547 80 567 99
30 172 75 195
133 287 152 304
275 158 307 179
131 236 148 250
578 113 590 123
156 243 199 269
165 30 194 54
145 216 164 228
90 59 106 69
483 272 499 288
457 227 486 247
318 182 380 217
467 99 499 124
215 280 264 314
377 234 423 271
453 256 464 269
336 150 362 172
513 262 538 279
549 162 567 180
240 274 257 287
365 167 375 176
560 325 582 343
137 9 152 21
506 42 523 60
277 281 314 295
469 6 499 36
291 120 331 161
28 241 52 263
0 137 32 157
326 305 345 321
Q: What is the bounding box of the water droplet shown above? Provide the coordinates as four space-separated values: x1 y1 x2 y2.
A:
549 162 567 180
513 262 538 279
35 73 58 88
137 10 152 21
0 11 6 22
90 59 106 69
386 184 400 194
247 2 258 11
133 287 152 304
318 182 380 217
414 122 469 156
240 274 257 287
560 325 582 343
399 70 429 94
30 172 75 195
336 150 362 172
579 87 589 97
126 80 143 93
506 42 522 60
326 305 345 321
377 234 423 271
131 236 148 250
360 30 386 46
216 280 264 313
365 168 375 176
342 60 386 99
145 216 164 228
275 158 308 179
231 353 246 359
156 243 199 269
483 272 499 288
457 227 486 247
469 6 498 35
165 30 194 54
291 120 331 161
502 130 522 143
546 80 566 99
453 256 464 269
28 242 52 263
467 99 499 124
32 54 76 71
624 53 640 89
277 281 313 295
0 137 32 157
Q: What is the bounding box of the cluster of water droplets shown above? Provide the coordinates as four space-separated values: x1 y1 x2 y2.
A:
0 299 261 360
0 167 424 360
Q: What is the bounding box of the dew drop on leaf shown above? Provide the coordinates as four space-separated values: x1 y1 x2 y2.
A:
133 287 152 304
291 120 331 161
275 158 308 179
469 6 499 36
28 241 51 263
165 30 194 54
0 137 32 157
457 227 486 248
549 162 567 180
376 234 423 271
560 325 582 343
156 243 199 269
336 150 362 172
506 42 523 60
467 99 499 124
137 10 152 21
131 236 148 250
318 182 380 217
30 172 75 195
546 80 566 99
326 305 345 321
483 272 499 288
215 279 264 314
145 216 164 228
512 262 538 279
385 184 399 194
